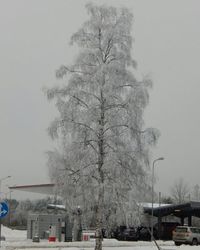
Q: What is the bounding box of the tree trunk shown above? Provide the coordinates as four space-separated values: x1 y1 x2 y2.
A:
95 184 104 250
95 89 105 250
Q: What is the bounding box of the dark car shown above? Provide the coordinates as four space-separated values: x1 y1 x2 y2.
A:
122 228 139 241
114 226 138 241
113 226 126 240
137 226 157 241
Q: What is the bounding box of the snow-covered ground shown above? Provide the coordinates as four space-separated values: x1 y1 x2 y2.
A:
1 225 200 250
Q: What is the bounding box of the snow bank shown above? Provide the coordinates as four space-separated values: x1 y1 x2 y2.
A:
1 225 200 250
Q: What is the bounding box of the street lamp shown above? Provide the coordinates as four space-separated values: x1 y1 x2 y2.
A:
0 176 11 198
151 157 164 241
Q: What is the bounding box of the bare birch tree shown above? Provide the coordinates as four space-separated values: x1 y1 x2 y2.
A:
192 184 200 201
45 3 159 250
170 178 190 204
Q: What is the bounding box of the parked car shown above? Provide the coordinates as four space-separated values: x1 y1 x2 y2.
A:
121 228 139 241
113 226 138 241
137 226 157 241
172 226 200 245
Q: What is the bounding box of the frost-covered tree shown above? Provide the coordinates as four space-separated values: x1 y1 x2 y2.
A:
192 184 200 201
45 3 159 250
170 178 190 204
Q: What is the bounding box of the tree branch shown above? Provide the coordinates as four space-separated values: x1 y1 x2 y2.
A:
56 65 93 78
71 95 89 108
103 124 129 134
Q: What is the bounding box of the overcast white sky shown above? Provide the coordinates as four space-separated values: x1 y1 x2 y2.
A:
0 0 200 200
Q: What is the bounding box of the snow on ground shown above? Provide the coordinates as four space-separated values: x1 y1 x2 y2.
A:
1 225 27 242
1 225 200 250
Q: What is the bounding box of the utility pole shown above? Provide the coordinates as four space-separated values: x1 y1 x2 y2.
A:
151 158 164 241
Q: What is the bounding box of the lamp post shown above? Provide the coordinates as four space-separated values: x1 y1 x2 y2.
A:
151 157 164 241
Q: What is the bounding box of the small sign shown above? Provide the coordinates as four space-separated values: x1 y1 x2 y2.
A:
0 202 9 218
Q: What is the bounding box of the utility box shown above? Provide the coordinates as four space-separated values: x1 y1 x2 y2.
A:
27 213 64 240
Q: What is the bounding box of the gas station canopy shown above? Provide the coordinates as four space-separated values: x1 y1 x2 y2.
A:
9 183 55 195
144 201 200 218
